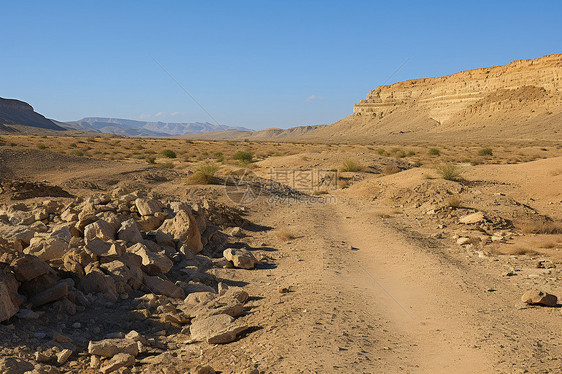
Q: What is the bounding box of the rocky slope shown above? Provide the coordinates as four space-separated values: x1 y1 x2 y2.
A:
0 98 64 131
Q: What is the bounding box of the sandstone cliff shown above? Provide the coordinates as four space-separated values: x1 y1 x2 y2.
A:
307 54 562 142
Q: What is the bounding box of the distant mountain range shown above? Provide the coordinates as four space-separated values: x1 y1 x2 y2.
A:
62 117 252 137
0 99 253 136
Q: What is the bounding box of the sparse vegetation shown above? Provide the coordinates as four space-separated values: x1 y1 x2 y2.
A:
72 150 84 157
436 163 461 181
36 143 47 150
429 148 440 156
161 149 177 158
340 159 361 172
445 197 462 208
233 151 253 166
478 147 493 156
187 163 219 184
517 220 562 234
145 156 156 164
159 162 175 169
274 228 296 242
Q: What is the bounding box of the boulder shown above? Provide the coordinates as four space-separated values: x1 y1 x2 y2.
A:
100 353 135 374
25 238 68 262
456 237 472 246
135 198 164 216
459 212 485 224
0 280 18 322
88 338 139 357
143 275 185 299
85 238 112 256
521 290 558 307
118 219 143 244
84 220 116 243
10 255 52 282
189 314 247 344
28 281 68 308
159 210 203 254
137 215 165 232
78 270 118 301
223 248 257 269
127 243 172 275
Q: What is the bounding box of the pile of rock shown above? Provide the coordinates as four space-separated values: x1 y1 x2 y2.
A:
0 189 260 373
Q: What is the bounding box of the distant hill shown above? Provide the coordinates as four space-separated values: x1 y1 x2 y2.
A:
63 117 252 137
185 125 325 140
0 98 65 131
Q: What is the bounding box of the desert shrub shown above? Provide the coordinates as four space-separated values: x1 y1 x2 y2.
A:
340 159 361 172
187 164 219 184
429 148 440 156
72 150 84 157
161 149 177 158
445 197 462 208
478 147 493 156
69 143 77 148
233 151 253 165
36 143 47 150
377 149 386 156
214 152 224 162
145 156 156 164
436 163 461 181
159 162 175 169
407 150 416 156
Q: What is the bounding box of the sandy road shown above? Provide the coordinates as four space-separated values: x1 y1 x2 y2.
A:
244 196 562 373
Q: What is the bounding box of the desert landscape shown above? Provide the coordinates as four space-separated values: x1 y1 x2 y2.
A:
1 0 562 370
0 51 561 373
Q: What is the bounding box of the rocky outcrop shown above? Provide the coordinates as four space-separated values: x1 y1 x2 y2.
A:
353 54 562 124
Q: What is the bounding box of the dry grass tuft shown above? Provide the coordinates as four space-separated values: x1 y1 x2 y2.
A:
490 245 538 256
517 220 562 235
274 228 296 242
186 164 219 185
340 159 361 172
445 197 462 208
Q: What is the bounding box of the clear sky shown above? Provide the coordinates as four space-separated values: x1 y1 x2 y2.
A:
1 1 560 130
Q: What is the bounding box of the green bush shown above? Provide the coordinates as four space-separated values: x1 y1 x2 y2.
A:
72 150 84 157
214 152 224 162
36 143 47 150
436 163 461 181
233 151 253 165
478 147 493 156
161 149 177 158
429 148 440 156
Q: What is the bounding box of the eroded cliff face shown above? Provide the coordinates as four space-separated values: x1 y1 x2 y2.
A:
353 54 562 125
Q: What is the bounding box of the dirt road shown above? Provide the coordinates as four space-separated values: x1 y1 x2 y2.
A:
223 196 562 373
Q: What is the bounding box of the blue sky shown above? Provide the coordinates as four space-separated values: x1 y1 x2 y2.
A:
1 1 560 130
